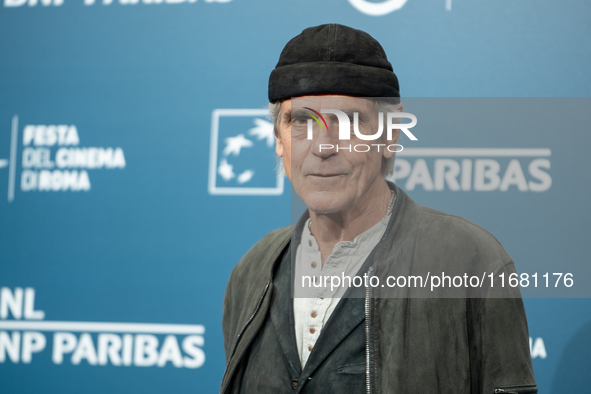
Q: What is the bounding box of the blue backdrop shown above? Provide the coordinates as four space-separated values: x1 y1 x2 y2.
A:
0 0 590 393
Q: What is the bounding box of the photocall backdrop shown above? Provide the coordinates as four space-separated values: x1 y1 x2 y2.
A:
0 0 590 393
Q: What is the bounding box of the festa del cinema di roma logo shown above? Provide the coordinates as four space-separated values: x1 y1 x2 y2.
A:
1 115 126 202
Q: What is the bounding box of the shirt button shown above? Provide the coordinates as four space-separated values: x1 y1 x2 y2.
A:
309 327 316 334
291 380 298 389
308 240 313 247
308 345 313 351
311 311 317 318
311 261 317 268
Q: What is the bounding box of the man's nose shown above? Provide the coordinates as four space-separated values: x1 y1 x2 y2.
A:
312 124 339 159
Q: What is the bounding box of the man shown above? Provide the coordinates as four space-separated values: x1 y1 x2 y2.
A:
221 24 537 393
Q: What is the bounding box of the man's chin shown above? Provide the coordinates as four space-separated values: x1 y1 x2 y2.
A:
300 191 349 215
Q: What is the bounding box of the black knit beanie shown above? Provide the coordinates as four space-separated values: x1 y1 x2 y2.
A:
268 24 400 103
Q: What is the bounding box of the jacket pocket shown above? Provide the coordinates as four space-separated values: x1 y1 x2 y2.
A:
336 363 365 375
494 385 538 394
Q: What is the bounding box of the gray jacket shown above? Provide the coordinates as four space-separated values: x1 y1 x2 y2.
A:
221 184 537 393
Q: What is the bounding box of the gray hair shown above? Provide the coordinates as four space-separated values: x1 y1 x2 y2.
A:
269 99 402 176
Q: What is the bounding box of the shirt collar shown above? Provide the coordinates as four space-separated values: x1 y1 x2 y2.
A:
301 212 391 258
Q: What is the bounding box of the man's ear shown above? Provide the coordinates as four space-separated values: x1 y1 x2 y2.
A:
275 134 284 157
271 101 285 158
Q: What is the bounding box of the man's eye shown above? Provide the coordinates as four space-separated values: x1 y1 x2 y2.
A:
293 117 308 125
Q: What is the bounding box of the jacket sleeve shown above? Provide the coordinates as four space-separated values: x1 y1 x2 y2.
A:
468 261 538 394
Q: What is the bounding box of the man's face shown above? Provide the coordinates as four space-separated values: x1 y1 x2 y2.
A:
275 95 396 214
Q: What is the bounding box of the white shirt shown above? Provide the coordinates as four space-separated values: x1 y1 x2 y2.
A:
293 214 390 368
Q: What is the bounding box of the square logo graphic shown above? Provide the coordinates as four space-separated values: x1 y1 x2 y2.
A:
208 109 284 195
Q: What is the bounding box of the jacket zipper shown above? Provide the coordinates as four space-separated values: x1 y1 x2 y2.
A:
365 266 374 394
494 386 538 394
219 280 271 394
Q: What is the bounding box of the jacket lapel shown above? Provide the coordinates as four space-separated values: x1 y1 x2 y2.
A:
299 296 366 379
270 243 303 376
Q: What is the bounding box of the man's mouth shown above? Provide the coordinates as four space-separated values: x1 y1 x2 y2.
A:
307 173 344 178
